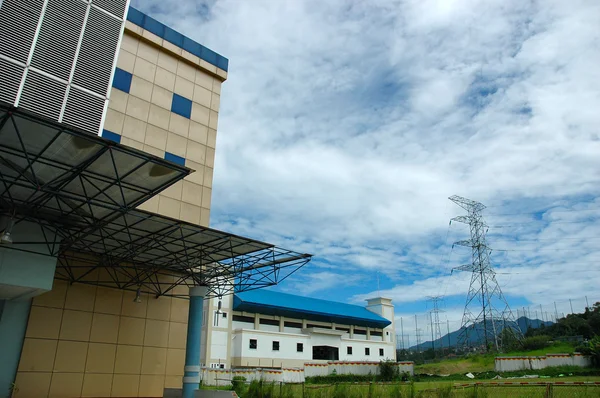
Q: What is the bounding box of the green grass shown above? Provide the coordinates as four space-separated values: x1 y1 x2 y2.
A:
205 376 600 398
415 343 578 375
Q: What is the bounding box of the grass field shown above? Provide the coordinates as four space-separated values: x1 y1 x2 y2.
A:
226 379 600 397
414 343 577 375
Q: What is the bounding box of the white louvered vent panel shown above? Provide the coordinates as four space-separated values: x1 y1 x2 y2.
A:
19 71 67 121
0 58 24 104
30 0 87 81
63 87 104 133
92 0 128 19
73 7 121 96
0 0 44 63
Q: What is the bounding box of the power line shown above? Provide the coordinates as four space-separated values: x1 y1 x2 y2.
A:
485 207 600 217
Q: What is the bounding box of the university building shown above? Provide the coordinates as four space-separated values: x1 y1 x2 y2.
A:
201 291 396 370
0 1 394 397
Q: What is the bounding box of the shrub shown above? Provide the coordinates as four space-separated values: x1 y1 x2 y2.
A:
521 335 551 351
378 360 399 381
231 375 246 393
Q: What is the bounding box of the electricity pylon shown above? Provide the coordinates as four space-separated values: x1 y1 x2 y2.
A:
449 195 522 352
427 295 444 353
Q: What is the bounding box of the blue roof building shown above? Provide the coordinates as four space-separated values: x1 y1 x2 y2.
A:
233 290 391 329
201 290 397 369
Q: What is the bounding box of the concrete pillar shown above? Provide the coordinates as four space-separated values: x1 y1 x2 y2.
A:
367 327 371 340
279 317 284 333
350 325 354 339
254 313 259 330
183 286 208 398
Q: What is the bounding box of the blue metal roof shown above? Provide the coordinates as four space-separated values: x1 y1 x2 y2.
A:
233 290 391 329
126 7 229 72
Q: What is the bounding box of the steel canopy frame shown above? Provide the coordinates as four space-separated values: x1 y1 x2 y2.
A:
0 102 312 298
0 102 190 231
53 209 312 299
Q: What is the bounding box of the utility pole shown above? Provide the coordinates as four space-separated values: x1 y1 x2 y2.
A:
427 295 444 356
430 313 435 353
447 320 451 353
449 195 522 352
554 302 559 321
415 314 421 352
586 296 590 310
569 299 574 314
400 317 405 351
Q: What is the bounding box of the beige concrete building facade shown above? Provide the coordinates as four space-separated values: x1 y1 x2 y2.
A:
9 7 228 398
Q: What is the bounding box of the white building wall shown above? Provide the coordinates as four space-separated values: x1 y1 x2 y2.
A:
233 329 311 362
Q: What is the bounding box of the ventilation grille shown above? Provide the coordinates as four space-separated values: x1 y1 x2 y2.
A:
91 0 128 19
0 58 24 104
0 0 44 63
63 87 104 133
19 70 66 120
30 0 86 81
72 6 121 96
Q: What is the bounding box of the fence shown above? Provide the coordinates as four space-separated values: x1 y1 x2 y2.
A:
201 361 415 386
495 353 593 372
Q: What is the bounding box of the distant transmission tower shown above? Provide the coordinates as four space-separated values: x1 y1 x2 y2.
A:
449 195 522 352
427 295 444 353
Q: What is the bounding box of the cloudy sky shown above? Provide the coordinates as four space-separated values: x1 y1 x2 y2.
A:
131 0 600 339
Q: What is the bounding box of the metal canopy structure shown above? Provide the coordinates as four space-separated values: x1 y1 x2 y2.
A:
0 102 312 299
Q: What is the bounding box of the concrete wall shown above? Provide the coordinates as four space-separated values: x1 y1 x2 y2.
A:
495 353 593 372
105 24 225 227
200 361 415 386
13 276 190 398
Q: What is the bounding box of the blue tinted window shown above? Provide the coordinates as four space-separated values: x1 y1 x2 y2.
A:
112 68 132 93
102 129 121 144
143 15 164 37
217 56 229 72
165 152 185 166
201 47 218 65
126 7 144 26
171 93 192 119
183 37 203 58
164 26 183 47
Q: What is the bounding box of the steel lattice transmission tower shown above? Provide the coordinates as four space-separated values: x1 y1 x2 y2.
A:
427 295 444 351
449 195 522 352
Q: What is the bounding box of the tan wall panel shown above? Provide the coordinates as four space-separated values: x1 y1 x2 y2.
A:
81 373 113 397
144 319 170 347
48 372 84 398
32 280 67 309
13 372 52 398
64 284 97 312
90 313 120 344
111 374 140 397
139 375 165 397
118 316 146 345
54 341 89 372
85 343 117 373
18 338 58 372
59 310 93 341
25 306 63 339
114 345 143 374
166 349 185 376
141 347 167 375
147 296 172 321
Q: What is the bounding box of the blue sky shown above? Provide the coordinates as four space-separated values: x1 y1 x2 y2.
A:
131 0 600 339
